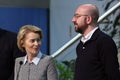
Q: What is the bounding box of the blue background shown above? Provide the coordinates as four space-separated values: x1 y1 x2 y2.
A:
0 7 49 54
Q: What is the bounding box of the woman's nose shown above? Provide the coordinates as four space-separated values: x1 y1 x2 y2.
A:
34 41 39 46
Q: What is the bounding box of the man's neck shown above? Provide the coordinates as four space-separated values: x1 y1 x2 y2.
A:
83 26 96 37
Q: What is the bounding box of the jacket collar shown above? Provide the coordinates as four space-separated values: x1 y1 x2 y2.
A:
89 28 101 41
23 51 43 65
80 28 101 43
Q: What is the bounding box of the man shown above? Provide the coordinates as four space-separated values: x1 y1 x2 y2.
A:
72 4 120 80
0 28 25 80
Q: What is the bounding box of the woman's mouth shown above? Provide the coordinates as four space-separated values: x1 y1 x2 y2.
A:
34 48 39 51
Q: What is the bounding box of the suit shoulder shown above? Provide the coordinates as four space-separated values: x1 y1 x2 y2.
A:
5 30 17 38
98 30 114 43
41 54 53 60
1 29 16 35
0 29 17 41
41 54 54 63
15 56 25 62
97 30 117 48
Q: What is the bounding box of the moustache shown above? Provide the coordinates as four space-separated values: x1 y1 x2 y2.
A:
73 22 77 25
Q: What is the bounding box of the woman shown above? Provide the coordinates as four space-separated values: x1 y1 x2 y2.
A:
14 25 58 80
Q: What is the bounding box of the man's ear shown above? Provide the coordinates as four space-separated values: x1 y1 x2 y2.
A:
86 16 92 24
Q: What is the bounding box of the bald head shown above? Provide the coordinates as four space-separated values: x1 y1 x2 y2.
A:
72 4 99 34
76 4 99 25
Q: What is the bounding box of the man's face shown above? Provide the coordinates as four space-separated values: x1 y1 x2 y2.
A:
72 8 88 34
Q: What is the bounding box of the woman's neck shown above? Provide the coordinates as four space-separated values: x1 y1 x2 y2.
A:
27 54 37 62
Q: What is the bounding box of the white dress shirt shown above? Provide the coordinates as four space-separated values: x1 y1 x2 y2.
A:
81 27 98 43
24 51 42 65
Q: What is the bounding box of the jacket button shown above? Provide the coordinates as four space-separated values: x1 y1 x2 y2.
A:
83 47 85 49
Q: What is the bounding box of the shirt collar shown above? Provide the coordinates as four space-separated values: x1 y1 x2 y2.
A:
24 51 42 65
81 27 98 43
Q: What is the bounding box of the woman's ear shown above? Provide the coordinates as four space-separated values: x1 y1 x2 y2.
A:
21 40 24 47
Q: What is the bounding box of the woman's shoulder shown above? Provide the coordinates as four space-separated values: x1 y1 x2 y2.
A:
41 54 53 60
40 54 54 63
15 56 25 63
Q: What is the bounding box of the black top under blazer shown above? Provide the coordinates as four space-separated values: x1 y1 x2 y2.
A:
0 29 25 80
74 28 120 80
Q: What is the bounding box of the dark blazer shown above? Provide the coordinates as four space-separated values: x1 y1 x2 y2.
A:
0 29 25 80
74 28 120 80
14 54 58 80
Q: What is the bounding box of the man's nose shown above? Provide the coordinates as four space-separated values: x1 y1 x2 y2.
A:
72 17 75 23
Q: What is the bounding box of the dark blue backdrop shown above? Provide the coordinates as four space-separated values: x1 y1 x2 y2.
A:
0 7 49 54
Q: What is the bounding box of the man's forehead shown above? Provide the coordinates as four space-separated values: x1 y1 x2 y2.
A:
75 7 87 14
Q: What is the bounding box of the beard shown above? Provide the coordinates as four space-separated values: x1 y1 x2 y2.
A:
74 25 88 34
75 27 83 33
73 21 88 34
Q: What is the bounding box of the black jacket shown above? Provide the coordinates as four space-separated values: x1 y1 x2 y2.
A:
0 29 25 80
74 28 120 80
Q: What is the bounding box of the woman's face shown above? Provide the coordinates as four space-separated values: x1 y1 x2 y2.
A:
23 32 41 57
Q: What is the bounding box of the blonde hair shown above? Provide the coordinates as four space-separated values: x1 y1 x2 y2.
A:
17 25 43 52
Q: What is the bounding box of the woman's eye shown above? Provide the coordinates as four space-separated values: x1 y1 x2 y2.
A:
30 39 35 43
37 39 40 42
30 39 40 43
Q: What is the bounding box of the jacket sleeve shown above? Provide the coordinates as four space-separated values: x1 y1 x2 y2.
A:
98 36 120 80
14 58 19 80
47 57 58 80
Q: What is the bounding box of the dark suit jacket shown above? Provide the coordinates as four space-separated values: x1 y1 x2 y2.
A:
0 29 25 80
74 28 120 80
